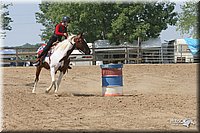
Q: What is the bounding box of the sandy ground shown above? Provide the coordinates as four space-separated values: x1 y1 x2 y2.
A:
1 64 198 132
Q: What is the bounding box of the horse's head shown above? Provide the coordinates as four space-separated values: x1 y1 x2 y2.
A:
74 33 91 55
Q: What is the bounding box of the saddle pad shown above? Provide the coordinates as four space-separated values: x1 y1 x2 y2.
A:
37 43 47 56
37 42 59 57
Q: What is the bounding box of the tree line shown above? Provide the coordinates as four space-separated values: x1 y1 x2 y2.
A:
1 1 199 45
35 2 178 44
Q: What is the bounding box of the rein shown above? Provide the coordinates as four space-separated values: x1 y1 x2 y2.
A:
77 49 84 54
58 34 87 63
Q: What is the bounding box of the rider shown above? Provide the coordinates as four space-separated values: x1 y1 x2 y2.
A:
33 16 71 66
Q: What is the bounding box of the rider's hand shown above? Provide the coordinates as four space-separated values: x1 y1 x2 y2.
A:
64 33 68 37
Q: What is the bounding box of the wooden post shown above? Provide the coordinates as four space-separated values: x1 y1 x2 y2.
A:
161 44 163 64
124 46 129 64
180 45 183 63
137 37 141 64
15 48 19 66
92 43 96 65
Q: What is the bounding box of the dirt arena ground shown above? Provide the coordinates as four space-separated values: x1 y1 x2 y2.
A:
2 64 198 132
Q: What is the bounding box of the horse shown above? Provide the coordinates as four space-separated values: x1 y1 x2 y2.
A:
32 33 91 94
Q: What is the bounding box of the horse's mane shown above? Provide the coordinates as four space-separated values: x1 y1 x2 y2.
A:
54 34 76 51
68 33 76 43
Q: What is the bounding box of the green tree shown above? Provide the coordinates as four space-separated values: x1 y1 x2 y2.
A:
36 2 118 42
176 1 198 38
35 2 53 42
36 2 178 44
110 2 177 44
0 2 13 39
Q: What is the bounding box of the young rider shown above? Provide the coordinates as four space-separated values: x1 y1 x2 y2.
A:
33 16 70 66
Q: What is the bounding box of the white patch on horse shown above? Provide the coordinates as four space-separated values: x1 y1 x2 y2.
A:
49 36 75 68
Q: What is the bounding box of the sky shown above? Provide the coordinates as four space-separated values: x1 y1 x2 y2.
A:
1 0 191 47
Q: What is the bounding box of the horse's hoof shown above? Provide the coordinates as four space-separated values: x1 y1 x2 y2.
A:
45 90 49 93
68 66 72 69
54 90 58 93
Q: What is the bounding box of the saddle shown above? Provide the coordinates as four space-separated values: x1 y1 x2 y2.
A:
37 41 59 57
36 41 72 69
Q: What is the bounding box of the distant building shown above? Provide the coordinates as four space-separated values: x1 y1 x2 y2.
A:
141 38 199 63
168 38 199 63
0 49 16 66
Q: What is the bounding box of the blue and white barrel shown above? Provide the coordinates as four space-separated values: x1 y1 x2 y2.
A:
100 64 123 96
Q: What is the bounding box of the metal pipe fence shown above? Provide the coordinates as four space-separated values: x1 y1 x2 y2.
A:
0 45 199 67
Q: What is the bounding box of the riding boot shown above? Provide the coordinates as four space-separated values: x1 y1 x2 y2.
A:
33 55 46 66
33 58 41 66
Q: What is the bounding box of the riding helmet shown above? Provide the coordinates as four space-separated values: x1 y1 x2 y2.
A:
62 16 70 23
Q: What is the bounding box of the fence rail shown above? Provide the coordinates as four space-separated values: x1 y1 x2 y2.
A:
0 46 199 67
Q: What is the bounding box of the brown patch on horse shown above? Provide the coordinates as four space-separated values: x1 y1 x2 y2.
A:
42 62 50 70
58 58 71 74
59 44 75 63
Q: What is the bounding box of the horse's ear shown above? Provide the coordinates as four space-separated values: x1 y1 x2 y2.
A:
78 32 83 38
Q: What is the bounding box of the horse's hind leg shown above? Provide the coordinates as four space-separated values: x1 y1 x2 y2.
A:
32 66 42 93
46 67 57 93
57 71 64 89
54 59 69 91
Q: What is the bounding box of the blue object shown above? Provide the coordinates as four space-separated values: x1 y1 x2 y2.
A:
100 64 124 96
102 76 123 87
100 64 123 69
100 64 123 87
184 38 200 55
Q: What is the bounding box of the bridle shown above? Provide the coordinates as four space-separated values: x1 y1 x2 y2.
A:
70 36 87 54
77 38 88 54
77 48 85 54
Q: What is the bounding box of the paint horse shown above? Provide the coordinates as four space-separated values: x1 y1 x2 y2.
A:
32 33 91 94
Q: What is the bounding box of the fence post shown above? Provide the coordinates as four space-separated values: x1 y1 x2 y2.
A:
160 44 163 63
137 37 141 64
15 48 19 66
125 46 129 64
92 43 96 65
181 45 183 63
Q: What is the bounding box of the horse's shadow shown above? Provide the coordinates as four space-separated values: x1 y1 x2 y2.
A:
72 93 97 97
25 83 34 87
56 92 100 97
25 82 47 88
58 93 134 97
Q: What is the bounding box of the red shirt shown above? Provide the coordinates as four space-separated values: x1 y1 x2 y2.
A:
54 22 68 41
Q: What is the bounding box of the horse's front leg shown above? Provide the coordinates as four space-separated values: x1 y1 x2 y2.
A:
32 66 42 93
46 67 57 93
32 78 38 93
45 82 54 93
